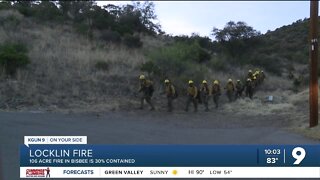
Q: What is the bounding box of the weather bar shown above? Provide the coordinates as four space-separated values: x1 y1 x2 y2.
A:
20 143 320 178
20 167 320 178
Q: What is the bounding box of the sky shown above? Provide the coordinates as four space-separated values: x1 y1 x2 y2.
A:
97 1 311 37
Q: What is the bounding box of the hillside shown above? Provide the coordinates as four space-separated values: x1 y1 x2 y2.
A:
0 4 312 110
0 9 148 111
249 18 311 75
0 2 319 140
0 9 289 111
263 18 309 64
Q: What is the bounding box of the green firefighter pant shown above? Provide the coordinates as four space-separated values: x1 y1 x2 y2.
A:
235 90 243 99
185 96 198 112
201 94 209 111
226 91 234 102
246 87 253 99
140 95 155 110
212 94 220 108
167 96 173 112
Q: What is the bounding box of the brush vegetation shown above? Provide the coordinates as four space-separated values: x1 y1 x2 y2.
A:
0 1 315 117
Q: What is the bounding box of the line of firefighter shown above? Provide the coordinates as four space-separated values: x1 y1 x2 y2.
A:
138 69 266 112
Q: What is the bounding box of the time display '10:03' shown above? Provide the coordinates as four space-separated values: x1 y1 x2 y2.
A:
264 149 281 155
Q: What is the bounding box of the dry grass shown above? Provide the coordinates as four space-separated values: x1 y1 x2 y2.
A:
0 10 149 110
222 98 295 116
292 126 320 140
1 10 259 111
221 84 319 140
220 73 295 117
0 10 302 114
284 89 320 140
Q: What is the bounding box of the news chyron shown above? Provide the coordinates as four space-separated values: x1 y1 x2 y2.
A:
20 136 320 178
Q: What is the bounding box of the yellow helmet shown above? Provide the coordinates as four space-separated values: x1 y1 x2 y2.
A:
188 80 194 84
139 75 145 80
213 80 219 85
253 76 257 80
164 79 170 83
202 80 207 84
228 79 232 82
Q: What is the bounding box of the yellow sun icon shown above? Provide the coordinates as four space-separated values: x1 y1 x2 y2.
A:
172 170 178 175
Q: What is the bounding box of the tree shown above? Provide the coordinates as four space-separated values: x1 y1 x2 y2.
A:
211 21 261 59
58 1 95 22
173 34 214 51
33 1 62 22
91 5 115 30
12 1 35 17
212 21 260 41
117 4 142 35
112 1 162 35
0 1 12 10
59 1 96 38
104 4 121 18
132 1 162 34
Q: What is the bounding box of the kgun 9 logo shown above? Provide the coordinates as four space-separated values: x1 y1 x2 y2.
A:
292 147 306 165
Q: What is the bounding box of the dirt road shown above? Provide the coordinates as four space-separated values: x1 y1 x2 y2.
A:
0 110 318 180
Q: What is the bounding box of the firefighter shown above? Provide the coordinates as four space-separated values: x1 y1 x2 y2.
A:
211 80 221 108
225 79 235 102
235 79 244 99
164 79 176 112
260 70 266 82
245 78 254 99
252 76 258 89
255 71 261 85
138 75 155 110
185 80 198 112
200 80 210 111
247 70 254 80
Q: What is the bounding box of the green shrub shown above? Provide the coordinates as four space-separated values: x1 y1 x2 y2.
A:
197 47 211 63
13 3 35 17
140 61 161 76
0 14 21 28
148 41 211 65
147 44 193 77
170 41 210 63
0 43 29 76
74 23 92 38
143 41 212 88
292 51 308 64
123 34 143 48
182 65 208 83
100 30 121 44
208 56 227 71
249 54 283 76
292 75 303 92
95 61 109 71
0 2 11 10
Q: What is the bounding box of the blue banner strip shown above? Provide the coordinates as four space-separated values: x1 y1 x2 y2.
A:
20 145 320 167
